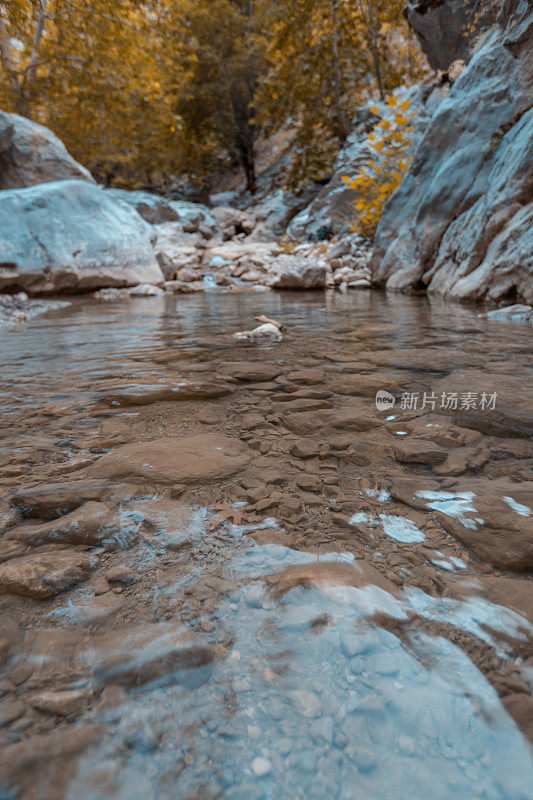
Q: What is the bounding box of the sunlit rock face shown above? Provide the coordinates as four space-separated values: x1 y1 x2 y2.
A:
372 0 533 304
0 180 164 295
0 110 94 189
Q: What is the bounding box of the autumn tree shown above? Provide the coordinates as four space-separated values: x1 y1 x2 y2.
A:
0 0 172 185
160 0 266 194
258 0 420 190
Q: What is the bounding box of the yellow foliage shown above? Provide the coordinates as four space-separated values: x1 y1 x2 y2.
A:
341 95 416 240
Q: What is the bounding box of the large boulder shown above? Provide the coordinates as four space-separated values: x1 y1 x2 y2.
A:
372 0 533 305
287 85 446 241
0 180 164 294
267 255 327 289
107 189 221 237
0 111 94 189
404 0 500 72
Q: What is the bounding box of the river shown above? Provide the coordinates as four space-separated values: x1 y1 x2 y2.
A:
0 290 532 800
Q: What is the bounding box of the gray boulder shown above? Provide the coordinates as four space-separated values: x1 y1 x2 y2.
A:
372 0 533 305
0 180 164 295
0 111 94 189
107 189 221 238
267 256 326 289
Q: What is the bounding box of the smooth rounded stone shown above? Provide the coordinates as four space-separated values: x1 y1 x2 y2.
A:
87 433 252 486
355 696 386 715
346 745 376 773
290 439 320 459
280 398 333 413
310 715 334 744
106 565 137 586
276 737 294 756
129 283 165 296
394 440 448 466
329 375 401 398
0 550 96 598
285 369 325 385
284 408 381 436
7 502 126 547
97 379 233 405
10 479 110 519
340 629 365 658
251 757 273 777
30 689 92 717
218 362 284 382
287 690 323 719
295 474 321 492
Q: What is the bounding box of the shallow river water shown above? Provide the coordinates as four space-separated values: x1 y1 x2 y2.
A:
0 290 532 800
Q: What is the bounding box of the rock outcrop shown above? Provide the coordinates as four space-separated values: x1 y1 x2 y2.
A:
0 111 94 189
0 180 164 294
404 0 500 71
372 0 533 304
107 189 220 237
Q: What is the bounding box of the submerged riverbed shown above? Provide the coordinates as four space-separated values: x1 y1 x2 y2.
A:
0 290 532 800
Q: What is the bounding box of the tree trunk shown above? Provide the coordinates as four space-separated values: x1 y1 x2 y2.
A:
330 0 351 140
370 35 385 101
0 5 22 102
357 0 386 102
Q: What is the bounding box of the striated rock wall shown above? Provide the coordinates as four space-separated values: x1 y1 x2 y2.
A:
372 0 533 304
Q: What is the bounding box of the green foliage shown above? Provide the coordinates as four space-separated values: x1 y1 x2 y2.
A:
342 95 416 239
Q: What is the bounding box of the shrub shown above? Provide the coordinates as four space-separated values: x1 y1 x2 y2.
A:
342 95 416 239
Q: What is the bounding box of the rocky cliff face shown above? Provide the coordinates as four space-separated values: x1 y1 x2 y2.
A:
372 0 533 305
404 0 500 71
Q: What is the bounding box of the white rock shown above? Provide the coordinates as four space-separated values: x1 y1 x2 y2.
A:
233 322 282 342
129 284 165 296
251 757 273 777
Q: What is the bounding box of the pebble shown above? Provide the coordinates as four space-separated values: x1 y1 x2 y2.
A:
251 757 273 777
